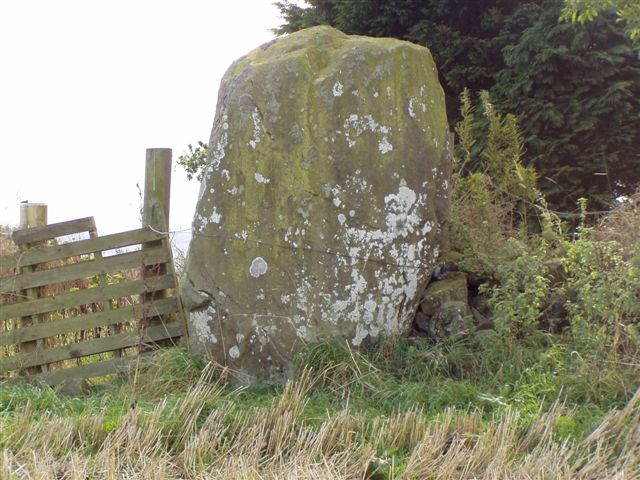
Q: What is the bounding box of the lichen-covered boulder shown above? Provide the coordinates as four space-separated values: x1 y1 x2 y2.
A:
183 25 451 383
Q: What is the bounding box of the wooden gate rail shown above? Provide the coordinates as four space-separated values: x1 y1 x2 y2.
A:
0 217 186 385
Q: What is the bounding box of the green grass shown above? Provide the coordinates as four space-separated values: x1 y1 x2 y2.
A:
0 340 638 479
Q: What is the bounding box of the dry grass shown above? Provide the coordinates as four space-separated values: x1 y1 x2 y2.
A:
593 189 640 257
0 364 638 480
0 226 18 294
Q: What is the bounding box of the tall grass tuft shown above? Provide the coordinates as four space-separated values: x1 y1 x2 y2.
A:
0 352 638 479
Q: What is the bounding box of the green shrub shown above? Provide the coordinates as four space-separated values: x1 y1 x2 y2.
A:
484 239 552 339
450 90 559 280
561 238 640 354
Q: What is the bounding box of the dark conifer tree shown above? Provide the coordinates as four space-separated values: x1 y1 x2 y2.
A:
275 0 640 210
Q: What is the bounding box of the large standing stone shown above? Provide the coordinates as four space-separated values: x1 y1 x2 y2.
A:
183 26 451 383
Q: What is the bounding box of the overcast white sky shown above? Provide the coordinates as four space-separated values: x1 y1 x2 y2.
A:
0 0 283 237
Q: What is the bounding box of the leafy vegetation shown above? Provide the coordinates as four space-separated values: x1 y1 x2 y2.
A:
2 5 639 476
177 140 209 182
491 4 640 210
274 0 640 211
561 0 640 41
2 93 639 478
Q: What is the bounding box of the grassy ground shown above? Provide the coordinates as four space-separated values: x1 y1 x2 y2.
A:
0 335 638 479
3 95 640 478
2 201 639 478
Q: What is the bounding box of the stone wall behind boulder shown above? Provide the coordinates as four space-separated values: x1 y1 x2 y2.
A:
182 26 451 383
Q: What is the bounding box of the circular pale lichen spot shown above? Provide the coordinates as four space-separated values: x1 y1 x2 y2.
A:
229 345 240 359
249 257 268 278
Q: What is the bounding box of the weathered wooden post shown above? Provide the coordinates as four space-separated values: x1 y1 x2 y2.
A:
18 203 48 373
143 148 172 232
20 203 48 230
141 148 181 347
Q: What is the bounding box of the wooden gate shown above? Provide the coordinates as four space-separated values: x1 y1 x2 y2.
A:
0 216 185 385
0 149 186 387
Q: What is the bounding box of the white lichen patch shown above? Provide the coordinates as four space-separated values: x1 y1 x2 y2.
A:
296 325 307 339
408 98 416 118
333 81 343 97
352 323 369 346
309 182 434 347
338 213 346 225
343 113 393 151
190 308 217 344
249 107 263 149
198 126 228 202
364 299 377 312
209 207 222 224
229 345 240 359
348 247 361 261
384 186 418 235
249 257 268 278
211 132 228 170
254 172 271 184
330 185 344 208
378 136 393 154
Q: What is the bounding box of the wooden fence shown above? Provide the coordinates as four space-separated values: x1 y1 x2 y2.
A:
0 148 187 386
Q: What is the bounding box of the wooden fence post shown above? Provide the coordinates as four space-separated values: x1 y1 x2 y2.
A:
18 203 48 374
20 203 47 230
141 148 180 348
143 148 172 232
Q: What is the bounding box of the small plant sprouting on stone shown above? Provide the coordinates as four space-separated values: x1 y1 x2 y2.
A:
177 141 209 182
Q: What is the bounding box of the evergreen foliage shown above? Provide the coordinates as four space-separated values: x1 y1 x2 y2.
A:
275 0 640 210
492 4 640 210
274 0 525 122
562 0 640 42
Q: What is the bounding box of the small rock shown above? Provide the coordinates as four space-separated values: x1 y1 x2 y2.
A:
440 301 474 340
59 378 88 397
466 271 489 287
472 307 494 331
420 271 469 315
469 292 491 318
431 261 459 281
414 311 430 333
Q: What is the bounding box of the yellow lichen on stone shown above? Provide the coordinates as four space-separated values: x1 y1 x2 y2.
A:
184 26 451 383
